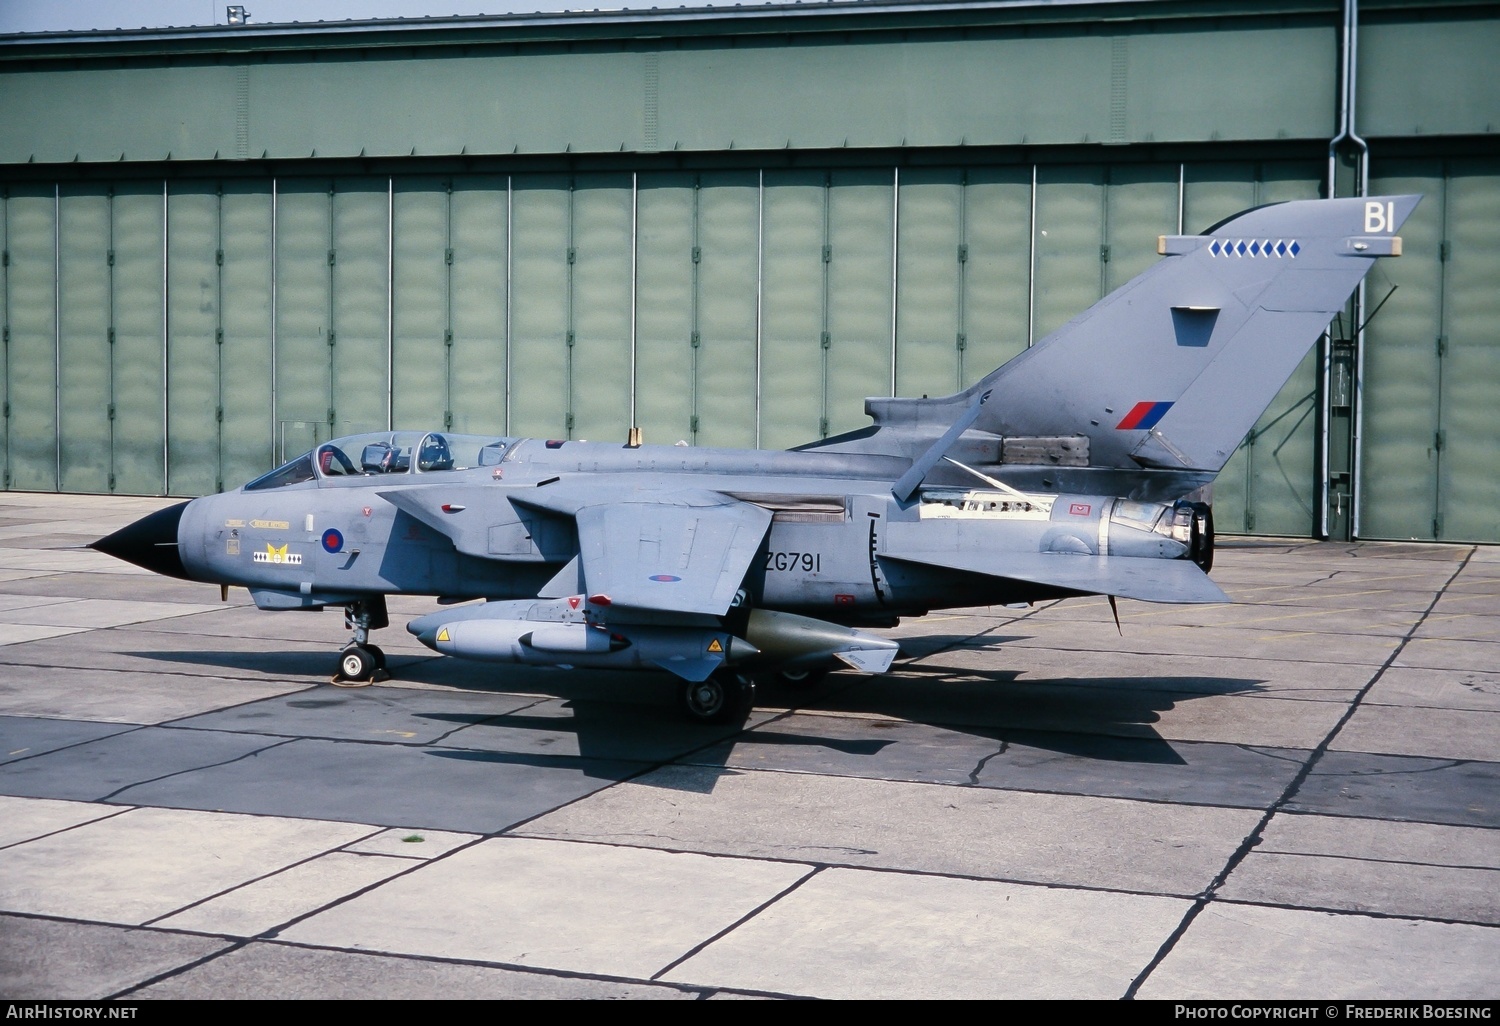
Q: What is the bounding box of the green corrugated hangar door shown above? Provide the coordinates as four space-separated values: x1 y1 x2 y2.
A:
4 184 59 493
1361 157 1500 543
165 180 275 496
2 160 1494 546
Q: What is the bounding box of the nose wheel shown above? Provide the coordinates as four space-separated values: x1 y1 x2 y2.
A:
680 671 756 725
334 644 385 686
332 597 390 687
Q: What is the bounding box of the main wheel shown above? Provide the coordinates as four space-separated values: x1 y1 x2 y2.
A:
775 666 829 690
336 645 377 684
681 673 755 725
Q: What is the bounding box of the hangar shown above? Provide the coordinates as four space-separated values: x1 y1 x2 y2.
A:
0 0 1495 542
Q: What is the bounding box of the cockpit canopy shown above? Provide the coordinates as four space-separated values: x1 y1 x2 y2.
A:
243 431 516 491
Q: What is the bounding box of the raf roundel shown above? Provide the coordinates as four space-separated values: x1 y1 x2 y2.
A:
649 574 682 583
321 528 344 554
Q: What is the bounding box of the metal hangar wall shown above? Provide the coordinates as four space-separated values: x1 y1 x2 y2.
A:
0 0 1496 542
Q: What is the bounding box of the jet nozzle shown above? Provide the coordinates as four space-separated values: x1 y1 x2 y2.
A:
90 501 192 580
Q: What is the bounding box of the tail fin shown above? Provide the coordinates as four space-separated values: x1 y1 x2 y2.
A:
857 195 1418 484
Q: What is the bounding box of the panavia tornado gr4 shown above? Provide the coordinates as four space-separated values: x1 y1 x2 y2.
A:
93 195 1417 722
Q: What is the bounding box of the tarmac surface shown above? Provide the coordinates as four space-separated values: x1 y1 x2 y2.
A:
0 492 1495 1000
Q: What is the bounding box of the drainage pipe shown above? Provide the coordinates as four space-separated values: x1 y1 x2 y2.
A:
1322 0 1369 539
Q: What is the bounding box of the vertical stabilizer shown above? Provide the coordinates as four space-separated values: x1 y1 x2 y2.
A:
965 194 1419 473
834 195 1419 490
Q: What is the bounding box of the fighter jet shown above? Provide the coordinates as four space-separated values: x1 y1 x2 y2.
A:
93 195 1416 722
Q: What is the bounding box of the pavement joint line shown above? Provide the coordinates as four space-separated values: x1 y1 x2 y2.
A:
417 694 553 747
1195 608 1420 630
888 660 1356 698
0 800 138 854
135 821 392 928
1105 605 1398 625
107 936 258 999
136 833 777 999
142 688 573 749
1228 743 1317 768
1228 585 1398 597
1245 848 1500 872
1313 569 1477 585
0 909 261 1000
0 720 150 767
147 690 331 729
502 831 857 869
252 833 508 939
965 741 1007 785
507 829 1216 905
668 755 1313 814
96 734 303 804
1014 619 1409 648
1206 895 1500 931
1119 544 1478 1000
839 674 1361 707
0 654 322 692
649 864 826 981
1309 756 1472 777
1405 629 1500 643
93 622 372 647
478 704 809 841
1360 697 1500 713
986 641 1396 670
251 935 789 999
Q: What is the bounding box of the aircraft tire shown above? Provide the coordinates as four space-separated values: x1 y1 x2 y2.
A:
338 645 378 684
365 644 387 671
681 673 755 725
775 667 829 690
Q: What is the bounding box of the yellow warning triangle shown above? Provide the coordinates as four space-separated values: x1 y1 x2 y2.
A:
437 627 450 643
707 638 723 653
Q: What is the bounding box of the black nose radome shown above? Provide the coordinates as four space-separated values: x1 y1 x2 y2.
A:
90 501 191 579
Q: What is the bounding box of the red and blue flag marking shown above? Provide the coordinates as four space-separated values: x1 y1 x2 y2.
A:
1116 401 1174 431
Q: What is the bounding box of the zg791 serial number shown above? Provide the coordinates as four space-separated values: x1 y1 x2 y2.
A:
763 551 822 572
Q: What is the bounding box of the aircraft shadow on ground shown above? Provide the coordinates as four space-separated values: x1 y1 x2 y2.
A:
128 648 1265 785
892 633 1031 658
129 649 345 676
405 663 1268 782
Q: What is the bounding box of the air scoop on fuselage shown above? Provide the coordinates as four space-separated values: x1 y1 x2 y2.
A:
90 501 193 580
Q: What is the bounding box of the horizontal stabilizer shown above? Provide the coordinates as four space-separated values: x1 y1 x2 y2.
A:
884 547 1228 605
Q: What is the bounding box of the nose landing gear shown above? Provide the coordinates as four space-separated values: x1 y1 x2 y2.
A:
332 596 390 687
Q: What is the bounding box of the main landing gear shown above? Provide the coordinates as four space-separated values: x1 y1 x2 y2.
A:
680 670 756 725
774 666 830 690
332 596 390 687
